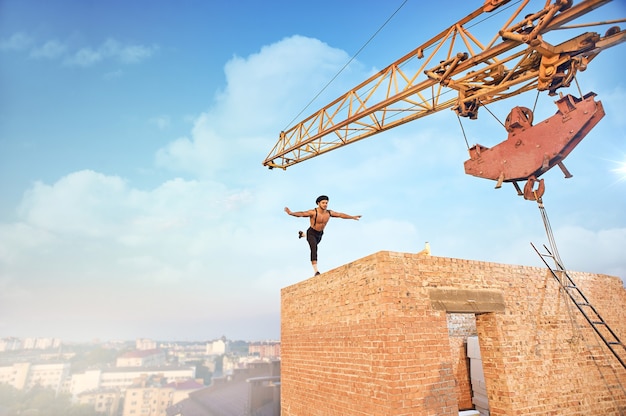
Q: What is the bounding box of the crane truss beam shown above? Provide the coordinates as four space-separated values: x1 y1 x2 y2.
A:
263 0 623 169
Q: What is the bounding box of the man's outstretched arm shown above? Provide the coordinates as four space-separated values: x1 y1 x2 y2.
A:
330 211 361 220
285 207 313 217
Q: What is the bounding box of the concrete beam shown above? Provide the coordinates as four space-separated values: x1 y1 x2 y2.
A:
428 288 505 313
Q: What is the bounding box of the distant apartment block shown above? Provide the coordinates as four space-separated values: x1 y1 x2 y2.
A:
124 385 175 416
248 341 280 359
206 338 229 355
123 375 204 416
0 337 61 351
0 362 70 393
157 341 212 366
69 366 196 397
69 369 105 396
76 388 122 416
136 338 158 350
116 348 166 367
0 337 22 352
22 337 61 350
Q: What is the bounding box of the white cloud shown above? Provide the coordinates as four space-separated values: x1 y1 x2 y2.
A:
0 222 57 265
116 42 157 64
30 39 67 59
212 35 352 134
65 46 103 66
155 118 226 177
0 167 279 336
9 170 267 283
1 32 158 67
554 225 626 278
18 170 129 237
0 32 33 51
155 35 357 178
98 38 158 64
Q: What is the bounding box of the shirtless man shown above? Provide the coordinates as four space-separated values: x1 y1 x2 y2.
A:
285 195 361 276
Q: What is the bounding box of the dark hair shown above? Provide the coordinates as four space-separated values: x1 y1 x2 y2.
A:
316 195 329 204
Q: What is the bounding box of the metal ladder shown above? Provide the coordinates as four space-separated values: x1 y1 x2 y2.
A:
531 242 626 370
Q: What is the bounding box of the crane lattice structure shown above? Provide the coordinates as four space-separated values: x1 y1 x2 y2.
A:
263 0 625 171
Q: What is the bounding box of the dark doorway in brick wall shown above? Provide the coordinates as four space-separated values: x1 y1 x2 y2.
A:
446 313 489 415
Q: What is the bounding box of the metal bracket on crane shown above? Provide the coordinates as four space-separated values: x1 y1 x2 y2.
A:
463 92 605 196
483 0 512 13
531 32 600 95
424 52 469 87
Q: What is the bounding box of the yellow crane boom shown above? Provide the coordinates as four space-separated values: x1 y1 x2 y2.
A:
263 0 625 170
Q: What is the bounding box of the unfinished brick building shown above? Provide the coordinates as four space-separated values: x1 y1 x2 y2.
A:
280 251 626 415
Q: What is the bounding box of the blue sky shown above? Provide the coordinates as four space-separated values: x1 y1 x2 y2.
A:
1 0 625 343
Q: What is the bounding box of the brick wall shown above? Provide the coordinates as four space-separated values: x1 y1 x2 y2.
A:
281 251 626 415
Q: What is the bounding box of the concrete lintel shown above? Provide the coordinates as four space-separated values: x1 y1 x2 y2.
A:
429 288 505 313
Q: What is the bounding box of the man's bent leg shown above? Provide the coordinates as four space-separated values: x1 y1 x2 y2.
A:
307 228 322 274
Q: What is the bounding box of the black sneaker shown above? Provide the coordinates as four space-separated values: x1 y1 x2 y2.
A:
298 231 304 239
315 271 321 276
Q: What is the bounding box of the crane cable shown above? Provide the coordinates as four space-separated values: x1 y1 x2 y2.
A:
283 0 409 131
533 192 565 271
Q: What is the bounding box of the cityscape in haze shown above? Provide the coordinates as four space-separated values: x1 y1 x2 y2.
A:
0 335 281 415
1 0 624 366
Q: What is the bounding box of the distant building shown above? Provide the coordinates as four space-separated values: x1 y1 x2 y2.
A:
122 374 204 416
136 338 157 350
123 384 173 416
116 348 166 367
69 368 103 397
0 337 61 351
163 342 208 364
206 338 229 355
0 337 22 352
248 341 280 359
22 337 61 350
76 388 122 416
0 362 69 394
0 362 29 389
68 366 196 397
102 366 196 391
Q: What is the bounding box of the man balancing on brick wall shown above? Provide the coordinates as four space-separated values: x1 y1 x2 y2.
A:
284 195 361 276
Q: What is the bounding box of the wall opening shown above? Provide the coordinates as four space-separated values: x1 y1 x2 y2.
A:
446 313 489 415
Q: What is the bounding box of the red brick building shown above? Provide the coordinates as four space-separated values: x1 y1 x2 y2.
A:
249 341 281 359
281 251 626 415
